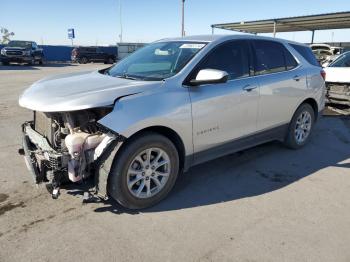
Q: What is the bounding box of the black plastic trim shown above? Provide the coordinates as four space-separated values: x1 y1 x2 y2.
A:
187 123 288 168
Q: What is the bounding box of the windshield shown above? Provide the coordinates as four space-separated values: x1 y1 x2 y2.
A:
329 52 350 67
7 41 32 48
105 41 207 80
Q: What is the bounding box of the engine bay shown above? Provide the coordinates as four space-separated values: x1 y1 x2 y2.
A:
20 107 122 199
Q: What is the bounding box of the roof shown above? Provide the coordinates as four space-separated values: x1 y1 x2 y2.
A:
212 11 350 34
158 34 303 45
158 35 223 42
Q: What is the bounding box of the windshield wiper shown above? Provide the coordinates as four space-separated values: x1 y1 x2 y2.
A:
116 73 139 80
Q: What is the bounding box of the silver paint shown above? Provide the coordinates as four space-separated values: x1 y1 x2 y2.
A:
19 34 326 168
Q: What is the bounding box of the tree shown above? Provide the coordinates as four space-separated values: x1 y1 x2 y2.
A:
0 27 15 44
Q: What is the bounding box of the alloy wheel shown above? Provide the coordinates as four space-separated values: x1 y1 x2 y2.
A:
126 147 171 199
294 111 312 144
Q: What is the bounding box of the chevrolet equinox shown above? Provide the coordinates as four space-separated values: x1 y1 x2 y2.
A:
19 35 325 209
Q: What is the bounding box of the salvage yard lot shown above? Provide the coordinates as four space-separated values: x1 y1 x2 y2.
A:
0 63 350 262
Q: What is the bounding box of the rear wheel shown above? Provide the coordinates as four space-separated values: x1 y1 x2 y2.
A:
107 57 115 64
79 57 88 64
284 103 315 149
108 132 179 209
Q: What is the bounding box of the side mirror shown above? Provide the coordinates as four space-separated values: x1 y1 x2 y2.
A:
189 69 229 86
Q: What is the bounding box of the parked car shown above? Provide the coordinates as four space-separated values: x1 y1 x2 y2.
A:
310 44 344 66
324 51 350 110
71 46 116 64
18 35 325 209
0 40 44 65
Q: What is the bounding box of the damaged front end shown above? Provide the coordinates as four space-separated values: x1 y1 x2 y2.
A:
326 82 350 115
19 108 124 199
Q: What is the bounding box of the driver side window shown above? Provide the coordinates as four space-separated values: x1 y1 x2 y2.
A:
196 41 251 80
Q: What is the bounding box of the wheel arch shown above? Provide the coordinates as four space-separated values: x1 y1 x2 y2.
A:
116 125 187 173
300 97 319 121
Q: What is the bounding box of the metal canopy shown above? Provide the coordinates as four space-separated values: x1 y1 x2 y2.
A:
211 12 350 36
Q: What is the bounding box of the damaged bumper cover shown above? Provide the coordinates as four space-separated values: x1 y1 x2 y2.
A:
326 82 350 106
19 121 125 198
20 122 68 183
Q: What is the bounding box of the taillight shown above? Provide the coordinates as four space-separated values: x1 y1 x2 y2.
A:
320 69 326 80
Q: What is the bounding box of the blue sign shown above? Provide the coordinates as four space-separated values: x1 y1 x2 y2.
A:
68 28 75 39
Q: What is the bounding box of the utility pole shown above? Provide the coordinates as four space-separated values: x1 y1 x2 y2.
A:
181 0 185 37
119 0 123 43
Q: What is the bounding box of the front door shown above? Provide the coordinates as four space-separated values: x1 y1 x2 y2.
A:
188 40 260 164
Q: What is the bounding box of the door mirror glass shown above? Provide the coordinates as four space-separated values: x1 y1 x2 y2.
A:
190 69 229 86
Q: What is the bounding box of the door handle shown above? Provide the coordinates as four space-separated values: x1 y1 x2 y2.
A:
293 75 301 82
242 84 258 92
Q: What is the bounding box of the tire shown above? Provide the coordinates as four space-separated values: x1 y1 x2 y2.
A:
80 57 88 64
2 61 9 65
28 57 35 65
39 58 44 65
108 132 179 209
284 103 315 149
107 57 115 64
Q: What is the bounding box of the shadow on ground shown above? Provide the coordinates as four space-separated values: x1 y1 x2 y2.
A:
66 117 350 214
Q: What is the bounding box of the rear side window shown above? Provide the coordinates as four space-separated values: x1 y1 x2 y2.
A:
197 40 251 80
290 44 320 67
253 40 298 75
285 49 298 70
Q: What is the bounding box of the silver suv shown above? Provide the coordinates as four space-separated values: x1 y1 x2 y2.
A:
19 35 325 209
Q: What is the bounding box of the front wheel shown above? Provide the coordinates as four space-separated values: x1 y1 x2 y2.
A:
28 57 35 65
108 132 179 209
284 103 315 149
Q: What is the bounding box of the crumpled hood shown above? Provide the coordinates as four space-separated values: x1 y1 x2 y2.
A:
324 67 350 83
19 70 161 112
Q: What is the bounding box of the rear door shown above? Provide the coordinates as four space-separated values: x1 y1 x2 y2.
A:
251 40 307 131
188 40 260 162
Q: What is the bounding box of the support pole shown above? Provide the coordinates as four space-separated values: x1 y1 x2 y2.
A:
273 20 277 37
181 0 185 37
311 30 315 44
119 0 123 43
211 26 214 35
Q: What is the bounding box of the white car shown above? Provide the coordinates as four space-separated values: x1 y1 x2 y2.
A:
324 51 350 107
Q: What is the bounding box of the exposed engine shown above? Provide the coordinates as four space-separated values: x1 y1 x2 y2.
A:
21 107 119 198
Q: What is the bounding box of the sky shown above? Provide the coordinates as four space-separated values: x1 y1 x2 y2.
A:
1 0 350 46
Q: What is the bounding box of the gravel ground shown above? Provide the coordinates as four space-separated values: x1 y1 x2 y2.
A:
0 63 349 262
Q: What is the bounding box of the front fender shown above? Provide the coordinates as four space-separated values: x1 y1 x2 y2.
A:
98 87 194 156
